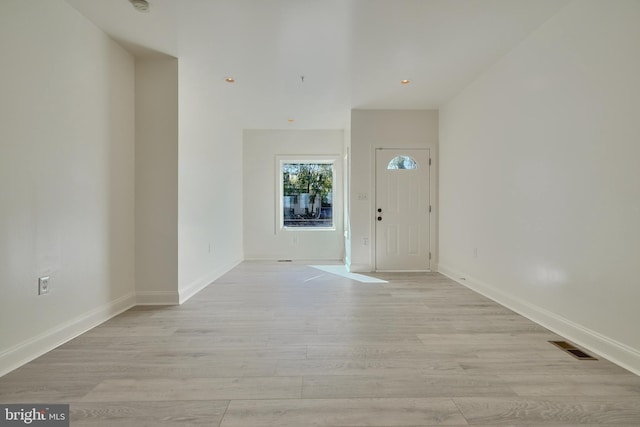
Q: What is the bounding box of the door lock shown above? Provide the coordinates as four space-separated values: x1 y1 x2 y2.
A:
377 216 382 221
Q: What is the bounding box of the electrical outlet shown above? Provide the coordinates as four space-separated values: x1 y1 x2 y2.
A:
38 276 50 295
363 237 369 246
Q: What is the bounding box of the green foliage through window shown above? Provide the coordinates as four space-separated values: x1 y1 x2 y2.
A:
282 163 333 228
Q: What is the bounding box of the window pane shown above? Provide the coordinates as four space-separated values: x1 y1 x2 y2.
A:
387 155 418 170
283 163 333 228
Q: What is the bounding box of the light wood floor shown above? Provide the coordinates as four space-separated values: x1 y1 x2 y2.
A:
2 261 640 426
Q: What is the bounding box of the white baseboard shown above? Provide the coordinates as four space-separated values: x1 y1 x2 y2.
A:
0 292 136 377
179 257 243 304
438 263 640 376
136 291 179 305
244 255 285 261
243 255 344 262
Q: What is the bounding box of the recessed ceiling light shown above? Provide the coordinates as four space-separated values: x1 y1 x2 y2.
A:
287 118 295 123
129 0 150 12
400 79 411 85
224 77 235 83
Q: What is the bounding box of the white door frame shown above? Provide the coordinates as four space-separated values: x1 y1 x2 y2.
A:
371 146 436 272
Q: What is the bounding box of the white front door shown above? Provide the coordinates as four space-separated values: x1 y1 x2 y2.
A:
375 148 430 271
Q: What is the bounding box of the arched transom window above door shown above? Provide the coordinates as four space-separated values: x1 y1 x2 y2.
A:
387 155 418 170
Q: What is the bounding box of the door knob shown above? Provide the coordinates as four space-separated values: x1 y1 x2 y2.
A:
377 208 382 212
377 216 382 221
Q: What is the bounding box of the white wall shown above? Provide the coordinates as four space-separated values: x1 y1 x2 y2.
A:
178 59 244 302
349 110 438 272
135 58 179 304
0 0 136 375
243 130 344 260
439 0 640 374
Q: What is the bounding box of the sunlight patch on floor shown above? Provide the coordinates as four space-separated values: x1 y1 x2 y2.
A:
310 265 388 283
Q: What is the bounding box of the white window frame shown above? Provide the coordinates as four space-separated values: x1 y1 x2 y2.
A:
275 155 340 233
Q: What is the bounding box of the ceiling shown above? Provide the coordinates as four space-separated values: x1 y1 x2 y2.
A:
65 0 570 129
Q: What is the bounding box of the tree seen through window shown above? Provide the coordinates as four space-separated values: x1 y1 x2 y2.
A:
282 163 333 228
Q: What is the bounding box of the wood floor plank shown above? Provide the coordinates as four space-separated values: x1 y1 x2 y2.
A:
106 334 271 349
130 346 308 361
269 334 424 346
80 377 302 402
220 398 468 427
453 397 640 425
80 326 178 337
5 358 279 379
306 344 477 360
456 358 630 375
302 374 517 398
0 378 101 403
70 400 228 426
276 358 463 376
499 374 640 397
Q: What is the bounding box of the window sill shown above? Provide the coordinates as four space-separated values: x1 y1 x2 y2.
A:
283 227 337 232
